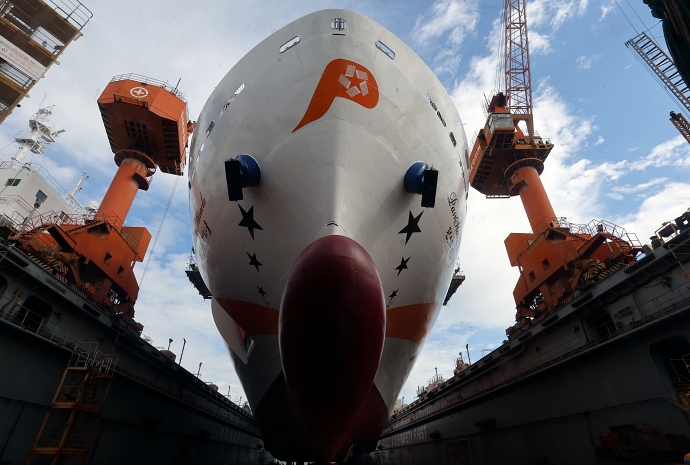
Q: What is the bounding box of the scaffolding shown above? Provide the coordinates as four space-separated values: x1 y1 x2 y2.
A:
0 0 92 125
26 342 116 465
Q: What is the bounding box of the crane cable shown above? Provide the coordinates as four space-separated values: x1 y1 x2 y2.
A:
614 0 639 34
139 174 180 287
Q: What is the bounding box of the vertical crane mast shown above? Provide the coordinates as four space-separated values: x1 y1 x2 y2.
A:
467 0 640 338
505 0 534 139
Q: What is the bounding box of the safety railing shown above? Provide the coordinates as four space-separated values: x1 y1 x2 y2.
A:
46 0 93 30
10 209 142 254
0 160 72 198
69 342 118 375
110 73 186 102
0 0 92 58
0 195 32 226
0 60 34 89
512 216 641 259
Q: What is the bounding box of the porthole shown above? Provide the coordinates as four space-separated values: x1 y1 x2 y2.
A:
206 121 215 136
280 36 300 53
425 94 438 111
449 132 457 147
376 41 395 59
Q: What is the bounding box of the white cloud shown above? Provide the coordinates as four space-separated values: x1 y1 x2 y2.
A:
576 53 603 70
413 0 480 76
594 135 605 146
413 0 479 46
617 182 690 241
633 136 690 170
449 18 504 133
433 48 463 76
528 0 589 30
606 177 668 200
600 1 616 20
530 30 553 54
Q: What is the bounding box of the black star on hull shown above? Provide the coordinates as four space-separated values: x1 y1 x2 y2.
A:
247 252 262 272
399 211 423 245
387 289 399 309
257 286 267 297
238 205 263 240
395 257 410 276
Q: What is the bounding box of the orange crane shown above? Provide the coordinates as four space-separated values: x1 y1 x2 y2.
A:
469 0 640 337
10 75 193 331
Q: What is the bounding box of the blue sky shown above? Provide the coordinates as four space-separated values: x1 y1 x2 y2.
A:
1 0 688 405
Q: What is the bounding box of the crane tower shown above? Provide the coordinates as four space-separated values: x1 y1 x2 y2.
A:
469 0 640 337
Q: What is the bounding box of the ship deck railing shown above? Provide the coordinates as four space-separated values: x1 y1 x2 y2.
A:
0 288 256 425
46 0 93 30
13 208 143 256
386 277 690 429
110 73 187 102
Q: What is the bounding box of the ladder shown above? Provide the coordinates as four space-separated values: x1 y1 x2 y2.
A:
626 31 690 115
26 343 116 465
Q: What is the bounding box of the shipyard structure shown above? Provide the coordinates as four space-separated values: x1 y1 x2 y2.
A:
2 0 690 463
0 88 271 465
378 212 690 463
0 1 272 461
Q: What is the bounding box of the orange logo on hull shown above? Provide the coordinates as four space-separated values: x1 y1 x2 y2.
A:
293 59 379 132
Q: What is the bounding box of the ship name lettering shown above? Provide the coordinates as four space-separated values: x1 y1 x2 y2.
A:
392 425 426 446
446 192 461 266
195 196 206 225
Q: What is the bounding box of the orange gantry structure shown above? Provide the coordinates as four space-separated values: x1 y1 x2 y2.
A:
10 74 193 331
469 0 641 337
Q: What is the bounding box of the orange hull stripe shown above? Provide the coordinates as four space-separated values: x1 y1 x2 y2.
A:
216 298 279 336
385 302 440 345
216 298 439 344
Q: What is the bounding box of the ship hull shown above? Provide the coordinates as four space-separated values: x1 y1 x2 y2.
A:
189 9 469 460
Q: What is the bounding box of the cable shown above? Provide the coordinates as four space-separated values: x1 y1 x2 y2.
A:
139 175 180 288
624 0 650 31
628 47 685 113
615 0 639 34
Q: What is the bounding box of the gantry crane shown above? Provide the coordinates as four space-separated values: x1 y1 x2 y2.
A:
469 0 640 337
9 75 194 332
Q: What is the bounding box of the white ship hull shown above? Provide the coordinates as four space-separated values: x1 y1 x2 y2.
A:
188 9 468 461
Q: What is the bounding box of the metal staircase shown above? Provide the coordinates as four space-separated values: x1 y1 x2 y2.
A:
626 31 690 115
26 343 117 465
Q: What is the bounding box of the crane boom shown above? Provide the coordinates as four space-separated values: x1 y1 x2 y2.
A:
505 0 532 113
